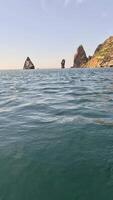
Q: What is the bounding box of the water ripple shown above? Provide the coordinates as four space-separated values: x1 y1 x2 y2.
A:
0 69 113 199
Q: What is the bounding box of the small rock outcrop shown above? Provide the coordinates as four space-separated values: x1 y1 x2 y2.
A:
23 57 35 69
61 59 65 69
73 45 88 67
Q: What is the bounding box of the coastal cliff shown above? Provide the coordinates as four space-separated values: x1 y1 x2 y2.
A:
73 36 113 68
85 36 113 67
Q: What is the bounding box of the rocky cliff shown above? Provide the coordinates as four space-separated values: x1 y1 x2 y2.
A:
73 45 88 67
72 36 113 68
84 36 113 67
23 57 35 69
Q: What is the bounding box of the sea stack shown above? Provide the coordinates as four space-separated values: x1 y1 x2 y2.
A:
61 59 65 69
23 57 35 70
73 45 88 67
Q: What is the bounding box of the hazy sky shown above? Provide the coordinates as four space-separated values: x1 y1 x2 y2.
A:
0 0 113 69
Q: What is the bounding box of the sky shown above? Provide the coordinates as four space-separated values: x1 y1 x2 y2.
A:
0 0 113 69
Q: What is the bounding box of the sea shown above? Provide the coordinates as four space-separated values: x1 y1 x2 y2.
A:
0 68 113 200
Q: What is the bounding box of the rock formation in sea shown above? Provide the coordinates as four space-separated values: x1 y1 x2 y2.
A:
84 36 113 67
23 57 35 69
73 45 88 67
61 59 65 69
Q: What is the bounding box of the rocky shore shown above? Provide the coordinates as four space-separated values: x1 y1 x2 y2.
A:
23 36 113 69
73 36 113 68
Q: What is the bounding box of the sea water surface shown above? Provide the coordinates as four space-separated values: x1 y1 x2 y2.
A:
0 68 113 200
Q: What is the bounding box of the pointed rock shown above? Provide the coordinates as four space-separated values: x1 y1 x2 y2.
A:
73 45 88 67
23 57 35 70
61 59 65 69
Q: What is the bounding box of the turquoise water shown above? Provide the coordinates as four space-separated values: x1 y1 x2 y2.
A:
0 68 113 200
